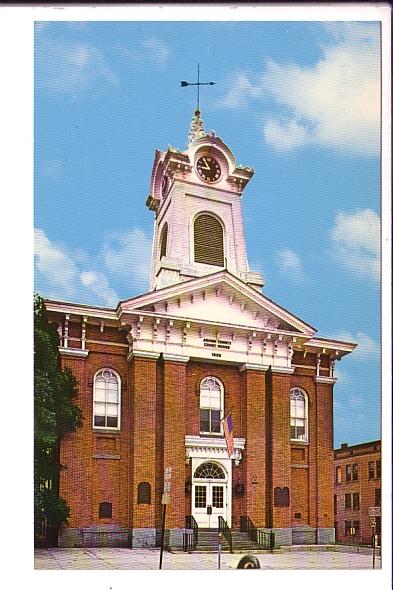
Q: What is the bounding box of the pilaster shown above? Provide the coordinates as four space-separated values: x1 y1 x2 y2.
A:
241 366 267 527
315 380 335 530
162 355 188 528
268 370 292 529
129 353 159 531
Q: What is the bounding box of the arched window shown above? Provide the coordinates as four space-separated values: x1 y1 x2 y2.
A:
160 223 168 259
93 368 121 429
290 387 308 442
199 377 223 434
194 462 225 479
194 214 224 266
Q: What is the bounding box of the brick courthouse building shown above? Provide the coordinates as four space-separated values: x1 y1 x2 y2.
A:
45 110 356 548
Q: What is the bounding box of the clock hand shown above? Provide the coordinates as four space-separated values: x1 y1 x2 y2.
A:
199 157 211 170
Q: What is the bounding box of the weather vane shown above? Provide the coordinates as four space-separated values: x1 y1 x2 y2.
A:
181 64 215 111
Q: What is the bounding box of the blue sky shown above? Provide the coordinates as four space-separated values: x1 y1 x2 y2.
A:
34 19 381 448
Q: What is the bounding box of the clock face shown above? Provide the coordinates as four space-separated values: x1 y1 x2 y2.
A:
161 174 169 197
196 155 221 183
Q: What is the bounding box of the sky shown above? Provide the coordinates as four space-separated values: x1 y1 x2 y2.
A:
33 17 383 448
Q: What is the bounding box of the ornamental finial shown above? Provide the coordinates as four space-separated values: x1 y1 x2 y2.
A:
188 108 207 145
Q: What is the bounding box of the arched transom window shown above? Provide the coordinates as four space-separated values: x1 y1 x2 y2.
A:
290 387 308 442
93 369 121 429
194 462 225 480
194 214 224 267
199 377 223 435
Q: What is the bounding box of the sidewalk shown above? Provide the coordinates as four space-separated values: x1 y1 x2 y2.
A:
34 547 381 570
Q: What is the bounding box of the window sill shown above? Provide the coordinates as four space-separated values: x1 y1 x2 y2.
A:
93 428 121 434
290 439 309 445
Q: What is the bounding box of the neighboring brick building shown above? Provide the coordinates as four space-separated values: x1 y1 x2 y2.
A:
45 109 356 548
334 440 381 545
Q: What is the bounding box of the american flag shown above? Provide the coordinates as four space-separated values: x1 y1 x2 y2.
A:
222 412 234 457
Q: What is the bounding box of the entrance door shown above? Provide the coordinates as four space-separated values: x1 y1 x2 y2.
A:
192 462 228 528
193 482 226 528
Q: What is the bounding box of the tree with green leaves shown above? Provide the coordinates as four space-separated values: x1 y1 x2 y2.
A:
34 294 83 546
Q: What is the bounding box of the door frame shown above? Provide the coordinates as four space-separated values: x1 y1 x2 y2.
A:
191 458 232 527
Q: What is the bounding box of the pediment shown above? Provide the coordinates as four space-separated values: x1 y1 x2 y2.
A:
118 271 315 337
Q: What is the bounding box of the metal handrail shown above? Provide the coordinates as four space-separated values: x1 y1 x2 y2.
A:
240 515 257 542
257 529 275 550
185 515 198 548
218 516 233 553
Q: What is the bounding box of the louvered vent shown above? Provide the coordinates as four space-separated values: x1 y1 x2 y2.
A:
160 223 168 259
194 214 224 266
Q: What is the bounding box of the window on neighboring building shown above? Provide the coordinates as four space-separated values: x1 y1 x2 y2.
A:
199 377 223 434
376 460 381 479
334 495 337 515
352 493 360 511
368 461 375 479
194 214 224 267
290 388 308 442
353 520 360 535
93 368 121 429
160 223 168 259
99 502 112 519
344 520 351 536
346 464 352 482
335 466 342 484
352 463 359 481
375 488 381 507
345 493 352 510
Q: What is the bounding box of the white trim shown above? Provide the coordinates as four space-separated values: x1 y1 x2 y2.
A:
127 351 160 361
290 387 309 443
59 347 89 358
162 353 190 363
270 366 295 374
314 376 337 384
93 368 121 432
199 376 225 436
239 363 269 372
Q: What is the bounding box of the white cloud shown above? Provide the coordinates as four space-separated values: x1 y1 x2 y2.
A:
219 72 264 108
34 228 79 298
80 271 118 307
34 228 119 306
221 23 380 155
142 37 171 65
36 39 118 96
333 330 380 360
102 228 152 290
330 209 380 282
275 248 307 283
118 37 171 68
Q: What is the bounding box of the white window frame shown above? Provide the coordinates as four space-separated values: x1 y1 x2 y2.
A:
199 376 224 436
290 387 308 442
93 368 121 431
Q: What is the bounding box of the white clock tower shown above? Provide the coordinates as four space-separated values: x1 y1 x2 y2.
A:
146 109 265 292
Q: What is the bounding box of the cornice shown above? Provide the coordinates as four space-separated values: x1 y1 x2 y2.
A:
270 366 295 375
127 351 160 362
314 376 337 384
239 363 270 373
162 353 190 363
59 347 89 358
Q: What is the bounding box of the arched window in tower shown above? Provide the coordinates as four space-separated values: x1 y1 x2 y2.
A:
194 214 224 266
199 377 223 434
290 387 308 442
93 368 121 429
160 223 168 259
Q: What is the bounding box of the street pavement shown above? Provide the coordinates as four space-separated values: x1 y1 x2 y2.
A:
34 547 381 570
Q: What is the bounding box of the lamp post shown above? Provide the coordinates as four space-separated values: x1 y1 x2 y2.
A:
217 532 222 570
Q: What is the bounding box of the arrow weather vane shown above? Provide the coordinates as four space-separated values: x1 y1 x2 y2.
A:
181 64 215 111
